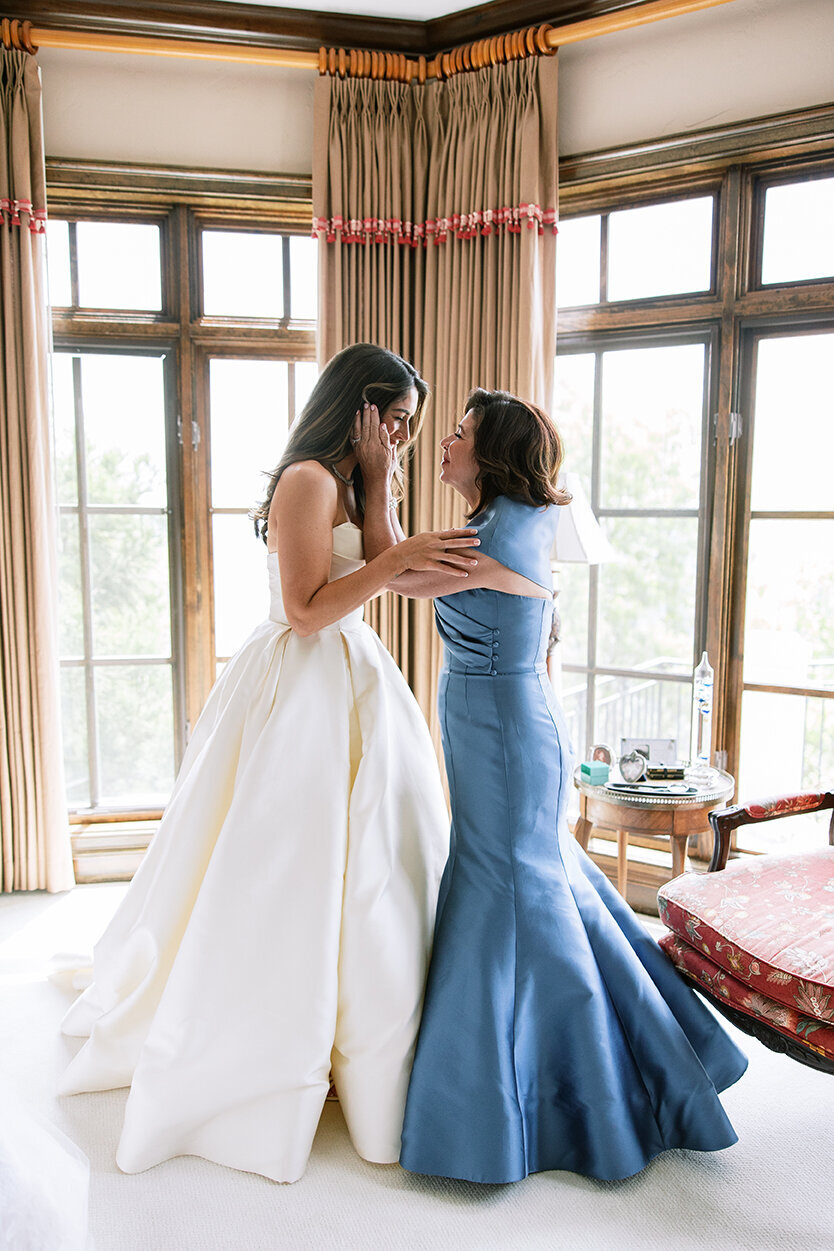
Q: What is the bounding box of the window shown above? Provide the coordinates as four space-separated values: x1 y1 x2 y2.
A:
555 338 709 765
46 164 316 860
759 175 834 286
555 194 716 308
555 152 834 857
53 348 178 809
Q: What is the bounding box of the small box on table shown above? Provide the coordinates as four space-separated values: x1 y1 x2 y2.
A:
580 760 610 785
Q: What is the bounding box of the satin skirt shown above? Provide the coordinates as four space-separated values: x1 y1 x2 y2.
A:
60 614 449 1183
400 667 748 1183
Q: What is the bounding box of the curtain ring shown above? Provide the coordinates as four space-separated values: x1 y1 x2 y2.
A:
318 46 327 75
19 18 37 53
418 54 427 85
524 27 537 56
328 47 337 75
536 24 556 55
337 48 346 78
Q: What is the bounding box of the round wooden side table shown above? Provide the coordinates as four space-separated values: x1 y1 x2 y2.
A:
572 768 735 897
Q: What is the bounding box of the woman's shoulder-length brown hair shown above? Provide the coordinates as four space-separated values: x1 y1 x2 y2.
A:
465 388 571 519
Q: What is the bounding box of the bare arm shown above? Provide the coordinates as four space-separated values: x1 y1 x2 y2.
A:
271 462 478 635
387 552 491 599
390 552 552 601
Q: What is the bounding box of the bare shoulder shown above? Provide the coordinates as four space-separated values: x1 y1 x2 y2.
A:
277 460 336 492
272 460 337 513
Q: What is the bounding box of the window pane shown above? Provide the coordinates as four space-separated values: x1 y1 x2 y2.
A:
76 222 162 311
737 690 834 852
80 355 167 508
608 197 714 301
289 236 318 321
594 673 691 761
61 668 89 808
58 514 84 659
46 219 71 306
553 351 595 493
561 672 588 757
294 362 320 419
750 334 834 512
556 564 588 668
50 352 78 505
762 177 834 285
212 516 271 657
202 231 284 318
89 516 172 657
96 665 175 805
597 517 698 675
556 215 601 308
601 343 704 510
210 359 290 510
744 520 834 689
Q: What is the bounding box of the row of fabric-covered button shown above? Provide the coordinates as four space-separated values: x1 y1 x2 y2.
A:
490 628 500 675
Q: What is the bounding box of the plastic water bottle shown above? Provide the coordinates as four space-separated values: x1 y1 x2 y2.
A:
689 651 714 783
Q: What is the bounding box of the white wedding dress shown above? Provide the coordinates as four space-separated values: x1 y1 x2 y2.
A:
60 524 449 1183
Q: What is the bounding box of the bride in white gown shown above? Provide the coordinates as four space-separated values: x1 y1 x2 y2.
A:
60 344 478 1184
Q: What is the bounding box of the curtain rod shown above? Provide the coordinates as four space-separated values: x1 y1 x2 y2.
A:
19 0 734 70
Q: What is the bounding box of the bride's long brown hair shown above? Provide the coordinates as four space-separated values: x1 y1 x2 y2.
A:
253 343 429 543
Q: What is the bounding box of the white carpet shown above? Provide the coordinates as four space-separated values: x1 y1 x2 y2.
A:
1 885 832 1251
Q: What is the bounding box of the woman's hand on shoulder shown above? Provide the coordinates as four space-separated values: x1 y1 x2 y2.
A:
393 528 480 577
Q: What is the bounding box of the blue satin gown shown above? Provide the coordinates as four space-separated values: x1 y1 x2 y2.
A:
399 494 747 1184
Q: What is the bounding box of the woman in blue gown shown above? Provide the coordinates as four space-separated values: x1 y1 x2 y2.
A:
396 389 747 1184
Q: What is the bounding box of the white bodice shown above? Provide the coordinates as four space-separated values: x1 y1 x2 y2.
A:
267 522 365 631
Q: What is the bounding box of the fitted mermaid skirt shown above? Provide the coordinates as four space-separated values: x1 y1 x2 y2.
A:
400 499 747 1184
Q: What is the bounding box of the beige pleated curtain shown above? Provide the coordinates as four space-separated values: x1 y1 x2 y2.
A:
0 49 73 891
314 55 558 735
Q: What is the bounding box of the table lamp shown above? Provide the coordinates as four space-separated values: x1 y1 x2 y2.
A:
547 473 613 694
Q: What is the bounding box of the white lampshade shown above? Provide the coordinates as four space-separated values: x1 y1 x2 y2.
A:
550 472 614 565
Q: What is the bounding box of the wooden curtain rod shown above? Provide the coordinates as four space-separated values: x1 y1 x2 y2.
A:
15 0 734 70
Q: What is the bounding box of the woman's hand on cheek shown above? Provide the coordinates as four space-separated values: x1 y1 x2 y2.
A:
356 403 395 483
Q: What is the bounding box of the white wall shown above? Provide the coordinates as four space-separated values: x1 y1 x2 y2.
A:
38 52 315 174
38 0 834 173
557 0 834 155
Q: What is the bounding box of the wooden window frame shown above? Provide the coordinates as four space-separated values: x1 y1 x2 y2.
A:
557 103 834 864
47 160 315 878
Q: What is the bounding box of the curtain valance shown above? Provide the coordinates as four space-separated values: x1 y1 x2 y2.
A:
313 59 558 248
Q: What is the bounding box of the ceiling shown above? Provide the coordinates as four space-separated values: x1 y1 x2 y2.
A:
204 0 488 18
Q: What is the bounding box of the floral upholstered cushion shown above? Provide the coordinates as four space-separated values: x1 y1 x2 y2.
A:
660 931 834 1061
657 847 834 1016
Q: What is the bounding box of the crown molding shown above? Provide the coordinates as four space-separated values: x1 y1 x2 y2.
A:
25 0 666 57
560 101 834 201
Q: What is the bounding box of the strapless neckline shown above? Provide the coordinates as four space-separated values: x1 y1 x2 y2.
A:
266 521 362 559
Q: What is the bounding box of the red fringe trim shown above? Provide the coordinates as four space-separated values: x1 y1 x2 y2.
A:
1 198 47 233
313 203 557 245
